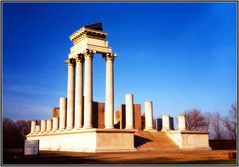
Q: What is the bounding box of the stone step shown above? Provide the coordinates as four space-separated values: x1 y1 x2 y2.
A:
134 131 179 151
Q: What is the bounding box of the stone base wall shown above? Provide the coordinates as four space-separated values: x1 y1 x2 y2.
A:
26 129 136 152
165 130 211 150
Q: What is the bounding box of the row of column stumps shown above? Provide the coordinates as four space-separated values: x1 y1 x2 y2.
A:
30 92 186 133
30 114 186 133
30 118 58 134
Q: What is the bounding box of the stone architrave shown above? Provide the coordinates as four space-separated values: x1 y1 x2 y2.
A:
40 120 46 132
59 97 67 130
83 49 94 129
30 120 36 133
178 115 186 131
162 115 170 131
65 58 75 130
125 94 134 129
74 54 84 129
144 101 153 131
104 53 116 129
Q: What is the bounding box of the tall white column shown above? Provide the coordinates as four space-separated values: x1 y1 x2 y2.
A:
83 50 94 129
59 97 67 130
125 94 134 129
144 101 153 131
40 120 46 132
53 117 59 131
105 53 116 129
162 115 170 131
30 120 36 133
46 119 52 132
65 58 75 130
178 115 186 131
74 54 84 129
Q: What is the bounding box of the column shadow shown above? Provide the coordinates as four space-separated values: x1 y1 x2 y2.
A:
134 135 152 148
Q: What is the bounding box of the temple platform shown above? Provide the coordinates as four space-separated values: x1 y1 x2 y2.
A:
26 128 136 152
165 130 212 150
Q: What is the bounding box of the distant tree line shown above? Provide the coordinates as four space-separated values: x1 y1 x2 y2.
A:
183 103 237 140
3 118 31 149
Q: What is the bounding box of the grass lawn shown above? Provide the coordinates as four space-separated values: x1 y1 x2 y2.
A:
3 149 237 165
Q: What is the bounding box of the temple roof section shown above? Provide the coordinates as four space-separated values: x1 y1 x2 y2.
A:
69 22 107 45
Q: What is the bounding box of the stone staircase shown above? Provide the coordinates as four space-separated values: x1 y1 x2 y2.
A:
134 131 180 151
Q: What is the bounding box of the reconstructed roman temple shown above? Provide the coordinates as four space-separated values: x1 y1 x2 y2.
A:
26 23 211 152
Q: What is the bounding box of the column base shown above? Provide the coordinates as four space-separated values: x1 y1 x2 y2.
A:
66 127 73 131
104 126 114 129
125 127 134 130
143 128 154 131
83 126 93 129
74 126 82 130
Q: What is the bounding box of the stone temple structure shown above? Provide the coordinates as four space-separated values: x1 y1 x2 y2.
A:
26 23 211 152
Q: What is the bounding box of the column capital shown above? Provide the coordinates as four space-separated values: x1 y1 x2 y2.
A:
76 54 84 62
65 58 75 66
104 53 117 61
84 49 95 59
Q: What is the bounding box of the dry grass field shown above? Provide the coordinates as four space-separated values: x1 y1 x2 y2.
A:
3 149 237 164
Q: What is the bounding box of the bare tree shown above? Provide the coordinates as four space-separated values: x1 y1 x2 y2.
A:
223 104 237 139
16 120 31 140
184 109 209 131
3 118 31 149
210 112 223 140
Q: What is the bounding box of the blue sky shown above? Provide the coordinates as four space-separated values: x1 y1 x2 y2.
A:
3 2 236 121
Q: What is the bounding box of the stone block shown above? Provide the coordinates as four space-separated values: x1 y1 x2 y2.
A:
119 104 126 129
133 104 141 130
92 101 105 128
52 107 60 118
165 130 211 150
156 118 162 131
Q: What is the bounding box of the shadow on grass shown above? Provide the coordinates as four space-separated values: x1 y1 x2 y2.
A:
4 154 107 164
3 149 106 164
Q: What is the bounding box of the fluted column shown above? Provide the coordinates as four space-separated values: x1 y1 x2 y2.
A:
104 53 116 129
40 120 46 132
74 54 84 129
65 58 75 130
178 115 186 131
144 101 153 131
125 94 134 129
30 120 36 133
59 97 67 130
83 49 94 129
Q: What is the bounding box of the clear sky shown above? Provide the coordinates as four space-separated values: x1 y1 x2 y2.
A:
3 2 236 121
